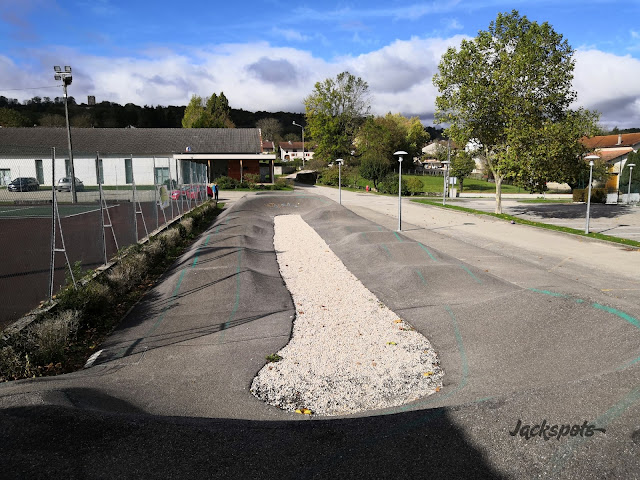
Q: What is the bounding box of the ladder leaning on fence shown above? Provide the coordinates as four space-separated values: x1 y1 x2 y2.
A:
50 147 76 298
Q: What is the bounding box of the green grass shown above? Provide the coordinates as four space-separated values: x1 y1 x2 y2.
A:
351 175 535 194
411 199 640 248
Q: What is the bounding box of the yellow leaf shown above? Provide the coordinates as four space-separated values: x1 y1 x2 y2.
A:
387 341 397 345
394 319 402 324
423 371 433 377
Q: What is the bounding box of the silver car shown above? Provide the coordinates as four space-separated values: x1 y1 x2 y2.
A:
56 177 85 192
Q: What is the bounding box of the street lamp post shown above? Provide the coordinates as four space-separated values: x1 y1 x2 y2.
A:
627 163 636 203
54 66 77 204
292 121 305 169
394 151 407 232
442 160 450 206
336 159 344 205
584 155 599 234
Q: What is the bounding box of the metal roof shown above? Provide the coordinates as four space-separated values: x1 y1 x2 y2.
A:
0 127 262 157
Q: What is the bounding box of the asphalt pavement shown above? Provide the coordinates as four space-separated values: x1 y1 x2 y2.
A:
1 187 639 479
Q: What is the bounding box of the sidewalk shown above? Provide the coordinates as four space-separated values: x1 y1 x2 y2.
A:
307 185 640 286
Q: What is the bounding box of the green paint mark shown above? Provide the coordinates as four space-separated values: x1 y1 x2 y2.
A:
592 303 640 329
460 264 482 284
417 242 437 262
394 231 403 242
529 288 569 298
415 270 427 285
116 266 187 359
618 356 640 371
192 234 211 267
381 244 392 258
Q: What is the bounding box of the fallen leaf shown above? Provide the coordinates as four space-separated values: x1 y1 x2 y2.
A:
423 371 433 377
435 386 441 392
386 341 397 345
394 319 403 324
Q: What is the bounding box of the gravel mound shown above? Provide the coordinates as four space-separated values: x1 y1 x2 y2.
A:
250 214 443 416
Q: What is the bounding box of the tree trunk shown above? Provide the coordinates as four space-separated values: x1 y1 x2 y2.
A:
495 175 503 214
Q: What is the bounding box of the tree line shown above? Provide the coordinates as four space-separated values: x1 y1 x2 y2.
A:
0 95 307 137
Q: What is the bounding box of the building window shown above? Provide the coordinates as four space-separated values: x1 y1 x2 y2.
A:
35 160 44 184
154 167 169 186
0 169 10 186
96 158 104 185
125 158 133 184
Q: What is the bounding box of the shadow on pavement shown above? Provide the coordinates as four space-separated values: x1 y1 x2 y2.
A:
0 398 505 479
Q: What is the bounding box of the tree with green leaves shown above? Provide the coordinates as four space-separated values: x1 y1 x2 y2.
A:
182 92 235 128
0 107 29 127
449 150 476 192
433 10 599 212
304 71 370 164
620 150 640 194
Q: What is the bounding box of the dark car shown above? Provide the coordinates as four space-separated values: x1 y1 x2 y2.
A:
7 177 40 192
56 177 85 192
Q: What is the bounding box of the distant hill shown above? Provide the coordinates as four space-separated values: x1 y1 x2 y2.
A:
0 95 442 139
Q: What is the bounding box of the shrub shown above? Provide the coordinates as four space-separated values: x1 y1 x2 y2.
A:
28 310 80 364
378 174 408 195
179 217 194 236
215 176 238 190
572 188 608 203
0 346 24 381
406 177 423 196
244 173 259 189
274 178 288 190
317 167 340 186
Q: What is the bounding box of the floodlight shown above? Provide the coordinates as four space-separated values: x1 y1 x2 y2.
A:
54 66 61 72
54 75 61 81
64 66 71 73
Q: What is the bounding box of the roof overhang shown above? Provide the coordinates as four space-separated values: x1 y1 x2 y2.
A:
173 153 275 160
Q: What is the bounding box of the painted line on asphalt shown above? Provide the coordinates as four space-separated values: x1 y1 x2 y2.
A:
459 264 482 284
415 269 427 285
113 234 211 361
417 242 438 261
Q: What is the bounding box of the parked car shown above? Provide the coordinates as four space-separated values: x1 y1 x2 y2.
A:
56 177 85 192
171 186 202 200
7 177 39 192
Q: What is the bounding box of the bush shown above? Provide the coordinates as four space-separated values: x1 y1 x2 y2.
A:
406 177 423 196
0 346 24 381
215 176 238 190
244 173 259 189
378 174 408 195
572 188 608 203
274 178 288 190
317 167 340 186
28 310 80 364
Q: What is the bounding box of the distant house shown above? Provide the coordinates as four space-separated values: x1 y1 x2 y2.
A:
279 141 314 163
0 127 276 185
581 133 640 190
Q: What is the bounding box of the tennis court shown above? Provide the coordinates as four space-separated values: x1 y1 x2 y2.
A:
0 199 189 330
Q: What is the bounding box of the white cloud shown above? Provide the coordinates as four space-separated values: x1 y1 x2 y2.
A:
573 49 640 128
2 36 640 128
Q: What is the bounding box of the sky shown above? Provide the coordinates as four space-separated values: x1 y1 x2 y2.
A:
1 0 640 129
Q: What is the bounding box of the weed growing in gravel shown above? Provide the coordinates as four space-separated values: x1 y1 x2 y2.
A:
266 353 283 363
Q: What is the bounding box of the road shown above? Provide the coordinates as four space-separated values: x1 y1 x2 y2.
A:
1 186 639 479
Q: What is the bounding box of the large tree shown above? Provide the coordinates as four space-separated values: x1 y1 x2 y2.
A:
182 92 234 128
256 117 282 141
356 113 430 188
304 71 370 164
433 10 598 212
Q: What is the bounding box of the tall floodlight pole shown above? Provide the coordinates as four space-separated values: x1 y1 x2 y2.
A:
584 155 599 233
336 159 344 205
394 151 407 232
627 163 636 203
54 66 77 204
293 121 305 168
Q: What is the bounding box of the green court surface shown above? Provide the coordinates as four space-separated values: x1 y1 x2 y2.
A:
0 204 113 219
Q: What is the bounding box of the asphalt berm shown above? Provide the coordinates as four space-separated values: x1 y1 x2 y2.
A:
1 189 639 479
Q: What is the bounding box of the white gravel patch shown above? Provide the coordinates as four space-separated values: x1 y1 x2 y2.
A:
250 214 444 416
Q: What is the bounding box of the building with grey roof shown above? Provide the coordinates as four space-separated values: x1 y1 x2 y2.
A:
0 127 275 186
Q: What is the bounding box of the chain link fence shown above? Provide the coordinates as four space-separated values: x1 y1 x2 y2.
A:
0 148 209 329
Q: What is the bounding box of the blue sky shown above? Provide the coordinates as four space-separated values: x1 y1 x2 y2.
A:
1 0 640 127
